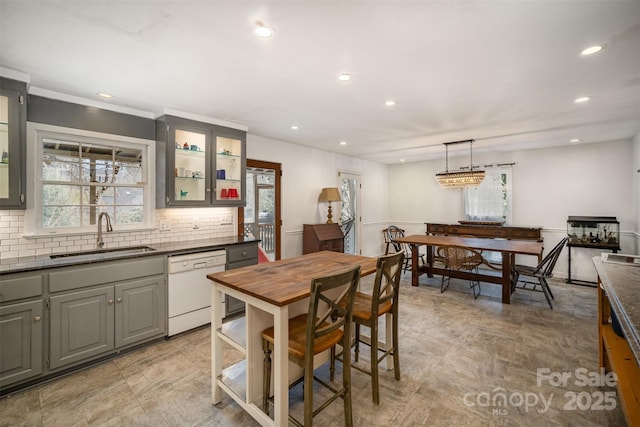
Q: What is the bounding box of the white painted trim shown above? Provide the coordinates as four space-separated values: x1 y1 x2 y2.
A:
0 67 30 83
161 108 248 132
25 122 156 236
28 87 156 119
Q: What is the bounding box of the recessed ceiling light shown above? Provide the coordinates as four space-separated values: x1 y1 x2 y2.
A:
290 125 299 130
574 96 590 104
97 92 113 99
581 45 603 56
339 141 347 145
385 100 397 107
338 73 351 81
570 138 580 143
254 22 273 38
400 158 405 162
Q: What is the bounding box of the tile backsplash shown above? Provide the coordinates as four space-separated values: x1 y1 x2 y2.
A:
0 208 236 259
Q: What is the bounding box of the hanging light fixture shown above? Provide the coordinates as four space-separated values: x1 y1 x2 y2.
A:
435 139 486 189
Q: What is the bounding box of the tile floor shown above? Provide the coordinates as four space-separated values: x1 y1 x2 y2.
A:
0 274 627 426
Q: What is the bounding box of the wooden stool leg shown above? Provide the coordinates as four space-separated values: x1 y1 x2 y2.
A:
330 345 336 381
354 323 360 362
392 311 400 380
370 320 380 405
262 339 272 415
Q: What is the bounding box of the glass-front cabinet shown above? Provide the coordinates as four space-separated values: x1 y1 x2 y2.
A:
156 115 246 207
0 78 27 209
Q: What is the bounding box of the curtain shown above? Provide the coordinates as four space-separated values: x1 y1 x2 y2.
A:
463 167 512 223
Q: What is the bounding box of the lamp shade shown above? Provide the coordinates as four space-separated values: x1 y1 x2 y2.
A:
318 187 341 202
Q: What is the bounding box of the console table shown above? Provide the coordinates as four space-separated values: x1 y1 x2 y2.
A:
426 222 543 241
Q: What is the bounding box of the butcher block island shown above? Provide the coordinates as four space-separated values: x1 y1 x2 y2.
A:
207 251 377 427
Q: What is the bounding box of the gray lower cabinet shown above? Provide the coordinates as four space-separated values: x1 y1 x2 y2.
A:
49 274 165 371
225 242 259 317
49 286 114 369
115 277 165 348
0 300 43 388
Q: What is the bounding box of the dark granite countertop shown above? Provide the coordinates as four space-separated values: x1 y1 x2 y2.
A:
593 256 640 366
0 236 260 274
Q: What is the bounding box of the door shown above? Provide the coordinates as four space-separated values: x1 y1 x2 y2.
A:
239 159 282 261
115 276 165 347
339 172 361 255
49 286 114 369
0 300 43 387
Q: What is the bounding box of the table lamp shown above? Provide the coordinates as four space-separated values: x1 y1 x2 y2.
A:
318 187 341 224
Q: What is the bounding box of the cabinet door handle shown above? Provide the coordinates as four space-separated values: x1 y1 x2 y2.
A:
242 251 247 256
34 315 41 322
116 297 123 303
108 299 114 305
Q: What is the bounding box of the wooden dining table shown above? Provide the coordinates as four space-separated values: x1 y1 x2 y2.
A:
395 234 543 304
207 250 377 427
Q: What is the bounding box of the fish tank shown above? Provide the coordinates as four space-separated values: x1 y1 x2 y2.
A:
567 216 620 251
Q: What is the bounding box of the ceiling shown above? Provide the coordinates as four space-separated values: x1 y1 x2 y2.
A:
1 1 639 165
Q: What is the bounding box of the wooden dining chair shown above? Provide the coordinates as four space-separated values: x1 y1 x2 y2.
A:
435 246 485 299
385 225 424 272
341 251 405 405
511 237 567 309
261 266 360 427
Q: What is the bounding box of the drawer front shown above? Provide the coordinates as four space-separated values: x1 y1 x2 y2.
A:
49 256 165 293
0 274 43 303
226 243 258 264
227 259 257 270
319 239 343 252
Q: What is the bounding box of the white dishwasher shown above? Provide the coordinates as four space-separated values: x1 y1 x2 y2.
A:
168 250 226 336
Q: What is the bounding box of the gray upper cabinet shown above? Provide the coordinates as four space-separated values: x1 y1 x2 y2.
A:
0 78 27 208
156 115 246 208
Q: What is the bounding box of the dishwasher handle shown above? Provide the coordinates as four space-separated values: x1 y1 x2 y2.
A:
193 261 208 269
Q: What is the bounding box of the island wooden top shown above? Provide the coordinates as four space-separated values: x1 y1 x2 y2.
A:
396 234 543 256
207 251 378 307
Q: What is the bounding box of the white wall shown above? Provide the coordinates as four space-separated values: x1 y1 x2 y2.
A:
247 134 390 258
389 139 636 282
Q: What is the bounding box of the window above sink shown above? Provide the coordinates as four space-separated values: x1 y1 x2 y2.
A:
25 123 156 236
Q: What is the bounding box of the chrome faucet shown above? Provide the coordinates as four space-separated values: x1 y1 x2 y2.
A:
96 212 113 249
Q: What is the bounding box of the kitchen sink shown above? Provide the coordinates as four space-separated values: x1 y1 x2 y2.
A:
50 245 156 260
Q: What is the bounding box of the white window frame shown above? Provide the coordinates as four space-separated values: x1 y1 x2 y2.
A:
463 166 513 224
25 122 155 236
